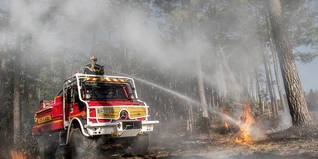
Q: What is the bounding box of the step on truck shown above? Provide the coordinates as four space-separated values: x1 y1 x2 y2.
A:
32 73 159 158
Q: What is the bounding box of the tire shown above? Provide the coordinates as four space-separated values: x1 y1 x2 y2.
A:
125 133 149 155
38 133 59 159
69 128 97 159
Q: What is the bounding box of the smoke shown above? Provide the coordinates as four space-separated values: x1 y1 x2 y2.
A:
278 106 292 130
266 105 292 134
7 1 103 53
5 0 248 84
3 0 306 158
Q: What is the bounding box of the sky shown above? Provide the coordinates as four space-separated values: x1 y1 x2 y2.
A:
297 58 318 92
295 46 318 92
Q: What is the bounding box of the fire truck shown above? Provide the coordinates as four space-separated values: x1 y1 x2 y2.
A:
32 73 159 158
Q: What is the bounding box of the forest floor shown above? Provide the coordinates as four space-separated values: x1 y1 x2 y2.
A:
119 111 318 159
9 111 318 159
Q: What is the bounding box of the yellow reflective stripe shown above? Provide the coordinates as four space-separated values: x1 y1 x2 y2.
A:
96 107 147 119
84 77 126 83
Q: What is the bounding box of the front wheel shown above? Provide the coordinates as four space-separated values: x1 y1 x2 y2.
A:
69 129 97 159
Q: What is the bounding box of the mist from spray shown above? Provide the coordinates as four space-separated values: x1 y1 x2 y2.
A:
106 68 265 138
266 105 292 134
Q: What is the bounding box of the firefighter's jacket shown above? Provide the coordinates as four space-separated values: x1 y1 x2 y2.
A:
84 63 104 75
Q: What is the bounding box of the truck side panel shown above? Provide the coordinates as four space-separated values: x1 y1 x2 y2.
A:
32 96 64 135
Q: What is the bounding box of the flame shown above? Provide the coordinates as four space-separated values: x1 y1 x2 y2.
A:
222 106 230 130
235 101 255 143
225 123 230 130
11 150 27 159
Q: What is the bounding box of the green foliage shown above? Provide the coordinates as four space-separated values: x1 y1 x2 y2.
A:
283 0 318 62
305 89 318 111
293 51 318 64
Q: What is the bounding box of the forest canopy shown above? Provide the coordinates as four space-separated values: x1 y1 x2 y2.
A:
0 0 317 158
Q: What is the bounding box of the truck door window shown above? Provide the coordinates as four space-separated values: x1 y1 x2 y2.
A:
67 89 72 103
74 88 79 102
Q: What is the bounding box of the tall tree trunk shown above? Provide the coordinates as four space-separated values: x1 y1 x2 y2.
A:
187 105 194 134
13 32 22 145
255 67 263 114
265 13 287 112
267 0 311 125
253 48 263 113
0 53 6 107
211 86 215 109
23 34 33 102
185 77 194 134
249 74 254 99
216 41 239 100
196 50 208 117
266 53 279 117
23 53 30 102
262 49 277 118
215 46 227 98
241 62 248 98
0 0 9 110
188 0 208 118
257 14 278 118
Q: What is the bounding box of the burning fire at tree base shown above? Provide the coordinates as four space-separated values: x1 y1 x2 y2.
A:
222 101 265 144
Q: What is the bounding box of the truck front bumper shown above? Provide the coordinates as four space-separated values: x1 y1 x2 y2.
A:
84 120 159 137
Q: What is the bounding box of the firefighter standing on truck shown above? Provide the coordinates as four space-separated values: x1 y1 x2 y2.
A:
84 56 104 75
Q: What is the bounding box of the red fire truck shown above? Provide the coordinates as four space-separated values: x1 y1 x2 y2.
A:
32 73 159 158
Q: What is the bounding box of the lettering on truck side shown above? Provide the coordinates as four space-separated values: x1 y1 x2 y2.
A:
37 115 52 124
97 108 115 118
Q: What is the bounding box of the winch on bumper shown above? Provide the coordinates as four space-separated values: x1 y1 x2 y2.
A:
84 120 159 137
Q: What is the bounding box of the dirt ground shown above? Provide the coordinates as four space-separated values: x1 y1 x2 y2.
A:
146 125 318 159
119 111 318 159
10 111 317 159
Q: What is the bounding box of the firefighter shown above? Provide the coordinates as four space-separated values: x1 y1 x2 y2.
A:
84 56 104 75
106 88 115 99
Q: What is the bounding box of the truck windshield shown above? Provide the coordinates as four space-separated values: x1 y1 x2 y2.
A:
81 82 133 100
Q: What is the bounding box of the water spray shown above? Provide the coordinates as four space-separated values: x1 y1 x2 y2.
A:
105 69 257 133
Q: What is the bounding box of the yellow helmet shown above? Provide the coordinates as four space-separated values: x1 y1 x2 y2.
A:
91 56 97 61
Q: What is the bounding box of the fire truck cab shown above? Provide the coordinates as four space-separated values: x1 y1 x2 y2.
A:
32 73 159 158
